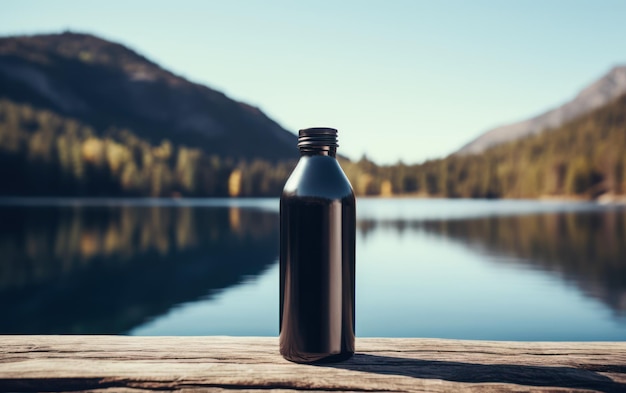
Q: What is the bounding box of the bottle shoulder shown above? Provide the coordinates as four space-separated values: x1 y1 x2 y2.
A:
282 156 354 201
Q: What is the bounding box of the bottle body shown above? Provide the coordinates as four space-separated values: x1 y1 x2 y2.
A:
279 131 356 363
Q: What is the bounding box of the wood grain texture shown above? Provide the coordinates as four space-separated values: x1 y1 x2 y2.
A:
0 336 625 392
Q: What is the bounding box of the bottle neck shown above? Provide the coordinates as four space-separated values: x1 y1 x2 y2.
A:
299 146 337 157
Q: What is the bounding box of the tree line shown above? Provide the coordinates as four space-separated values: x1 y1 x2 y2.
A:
0 99 294 197
345 91 626 198
1 93 625 198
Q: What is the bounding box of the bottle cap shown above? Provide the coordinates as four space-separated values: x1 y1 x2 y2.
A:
298 127 338 149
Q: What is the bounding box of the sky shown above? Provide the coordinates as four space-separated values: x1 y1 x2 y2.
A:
2 0 626 164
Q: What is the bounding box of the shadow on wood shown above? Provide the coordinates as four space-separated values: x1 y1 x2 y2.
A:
1 337 624 392
323 354 626 393
0 378 115 392
0 378 269 392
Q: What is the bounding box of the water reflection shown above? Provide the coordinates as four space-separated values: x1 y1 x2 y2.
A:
359 211 626 318
2 200 625 337
0 205 278 334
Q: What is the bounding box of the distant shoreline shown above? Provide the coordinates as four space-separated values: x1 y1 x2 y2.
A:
1 194 625 205
358 193 626 204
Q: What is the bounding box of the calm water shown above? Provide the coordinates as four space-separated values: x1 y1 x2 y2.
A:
1 198 625 340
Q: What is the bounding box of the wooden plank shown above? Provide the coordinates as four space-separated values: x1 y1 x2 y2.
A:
0 336 625 392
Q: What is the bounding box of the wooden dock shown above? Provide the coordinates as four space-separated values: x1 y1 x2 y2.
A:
1 336 625 392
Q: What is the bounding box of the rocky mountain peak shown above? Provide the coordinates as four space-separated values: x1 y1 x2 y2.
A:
456 65 626 155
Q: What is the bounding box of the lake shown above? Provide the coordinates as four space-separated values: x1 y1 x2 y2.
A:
0 198 625 340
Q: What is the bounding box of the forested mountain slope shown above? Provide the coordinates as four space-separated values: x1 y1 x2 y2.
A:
457 66 626 155
0 32 297 161
352 92 626 199
0 32 300 197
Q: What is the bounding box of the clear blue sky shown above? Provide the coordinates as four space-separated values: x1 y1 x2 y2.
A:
2 0 625 164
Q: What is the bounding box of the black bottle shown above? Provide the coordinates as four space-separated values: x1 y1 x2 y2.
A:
279 127 356 363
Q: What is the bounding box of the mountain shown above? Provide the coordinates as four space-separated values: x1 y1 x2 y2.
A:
457 65 626 155
337 90 626 199
0 32 297 161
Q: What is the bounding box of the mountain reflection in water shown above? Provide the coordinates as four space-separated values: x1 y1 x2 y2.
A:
0 204 278 334
359 210 626 318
